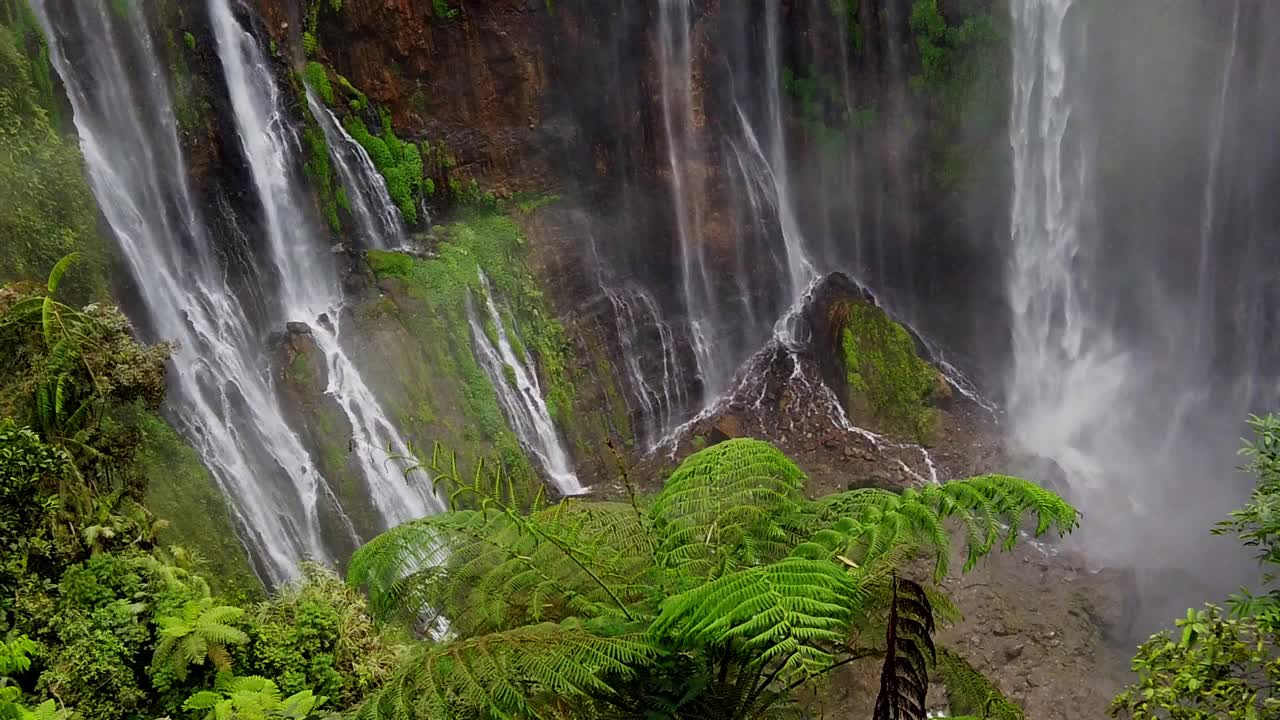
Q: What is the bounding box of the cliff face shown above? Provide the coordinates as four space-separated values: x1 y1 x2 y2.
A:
219 0 1011 485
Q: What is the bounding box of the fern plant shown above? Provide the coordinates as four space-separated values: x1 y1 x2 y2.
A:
349 438 1075 719
152 597 250 683
183 674 327 720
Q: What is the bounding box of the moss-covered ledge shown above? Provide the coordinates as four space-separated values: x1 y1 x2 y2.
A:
804 272 947 445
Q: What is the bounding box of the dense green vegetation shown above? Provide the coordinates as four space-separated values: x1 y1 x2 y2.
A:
907 0 1009 190
1111 415 1280 719
345 112 426 224
0 2 109 301
348 438 1074 718
0 253 1072 720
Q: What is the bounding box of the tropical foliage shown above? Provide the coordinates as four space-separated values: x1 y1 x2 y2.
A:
349 438 1076 719
1112 415 1280 720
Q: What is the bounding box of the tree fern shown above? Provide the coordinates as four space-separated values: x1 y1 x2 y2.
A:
349 439 1076 720
650 439 807 581
152 597 249 682
184 674 328 720
355 621 657 720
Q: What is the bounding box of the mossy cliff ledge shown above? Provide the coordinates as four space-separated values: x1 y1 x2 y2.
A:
804 272 949 445
341 204 633 491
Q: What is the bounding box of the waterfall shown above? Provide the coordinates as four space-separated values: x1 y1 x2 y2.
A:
1190 0 1241 366
467 272 583 496
208 0 440 528
305 90 406 250
31 0 348 583
1004 0 1263 606
657 0 717 399
1006 0 1128 481
607 285 688 449
654 0 818 417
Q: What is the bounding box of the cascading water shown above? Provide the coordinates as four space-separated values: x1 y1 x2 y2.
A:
657 0 716 398
655 0 817 413
467 272 582 496
1005 0 1128 489
1005 0 1266 617
31 0 351 584
209 0 440 533
606 286 688 449
305 90 406 250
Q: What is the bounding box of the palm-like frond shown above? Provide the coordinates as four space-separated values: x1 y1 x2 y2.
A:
186 674 328 720
650 556 862 684
152 597 248 680
809 474 1078 579
872 577 935 720
348 502 656 635
936 647 1025 720
355 621 658 720
650 439 807 581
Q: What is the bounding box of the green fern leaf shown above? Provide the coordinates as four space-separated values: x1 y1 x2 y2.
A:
651 556 862 683
651 439 806 580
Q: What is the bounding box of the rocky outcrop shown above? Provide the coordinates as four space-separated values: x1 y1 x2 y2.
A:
272 320 375 557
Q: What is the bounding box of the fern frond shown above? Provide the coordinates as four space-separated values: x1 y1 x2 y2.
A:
872 577 935 720
651 439 807 581
936 646 1025 720
651 556 863 684
349 502 655 635
358 622 657 720
810 474 1077 579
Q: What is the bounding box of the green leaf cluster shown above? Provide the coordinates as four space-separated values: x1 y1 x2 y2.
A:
0 8 108 300
350 438 1074 719
345 112 425 224
1113 414 1280 719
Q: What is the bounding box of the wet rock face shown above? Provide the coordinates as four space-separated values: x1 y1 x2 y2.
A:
801 272 947 445
272 322 376 556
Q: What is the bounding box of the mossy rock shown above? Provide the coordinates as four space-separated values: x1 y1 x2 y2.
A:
805 273 944 445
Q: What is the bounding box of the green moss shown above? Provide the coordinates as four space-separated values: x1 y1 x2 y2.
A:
182 31 195 51
511 191 560 215
304 61 334 105
344 112 424 223
301 122 341 233
366 248 415 279
430 0 458 20
135 412 261 601
287 353 313 384
837 301 940 444
362 210 577 479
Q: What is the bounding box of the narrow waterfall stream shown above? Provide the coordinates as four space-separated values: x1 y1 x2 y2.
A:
468 272 583 496
306 90 406 251
209 0 441 535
